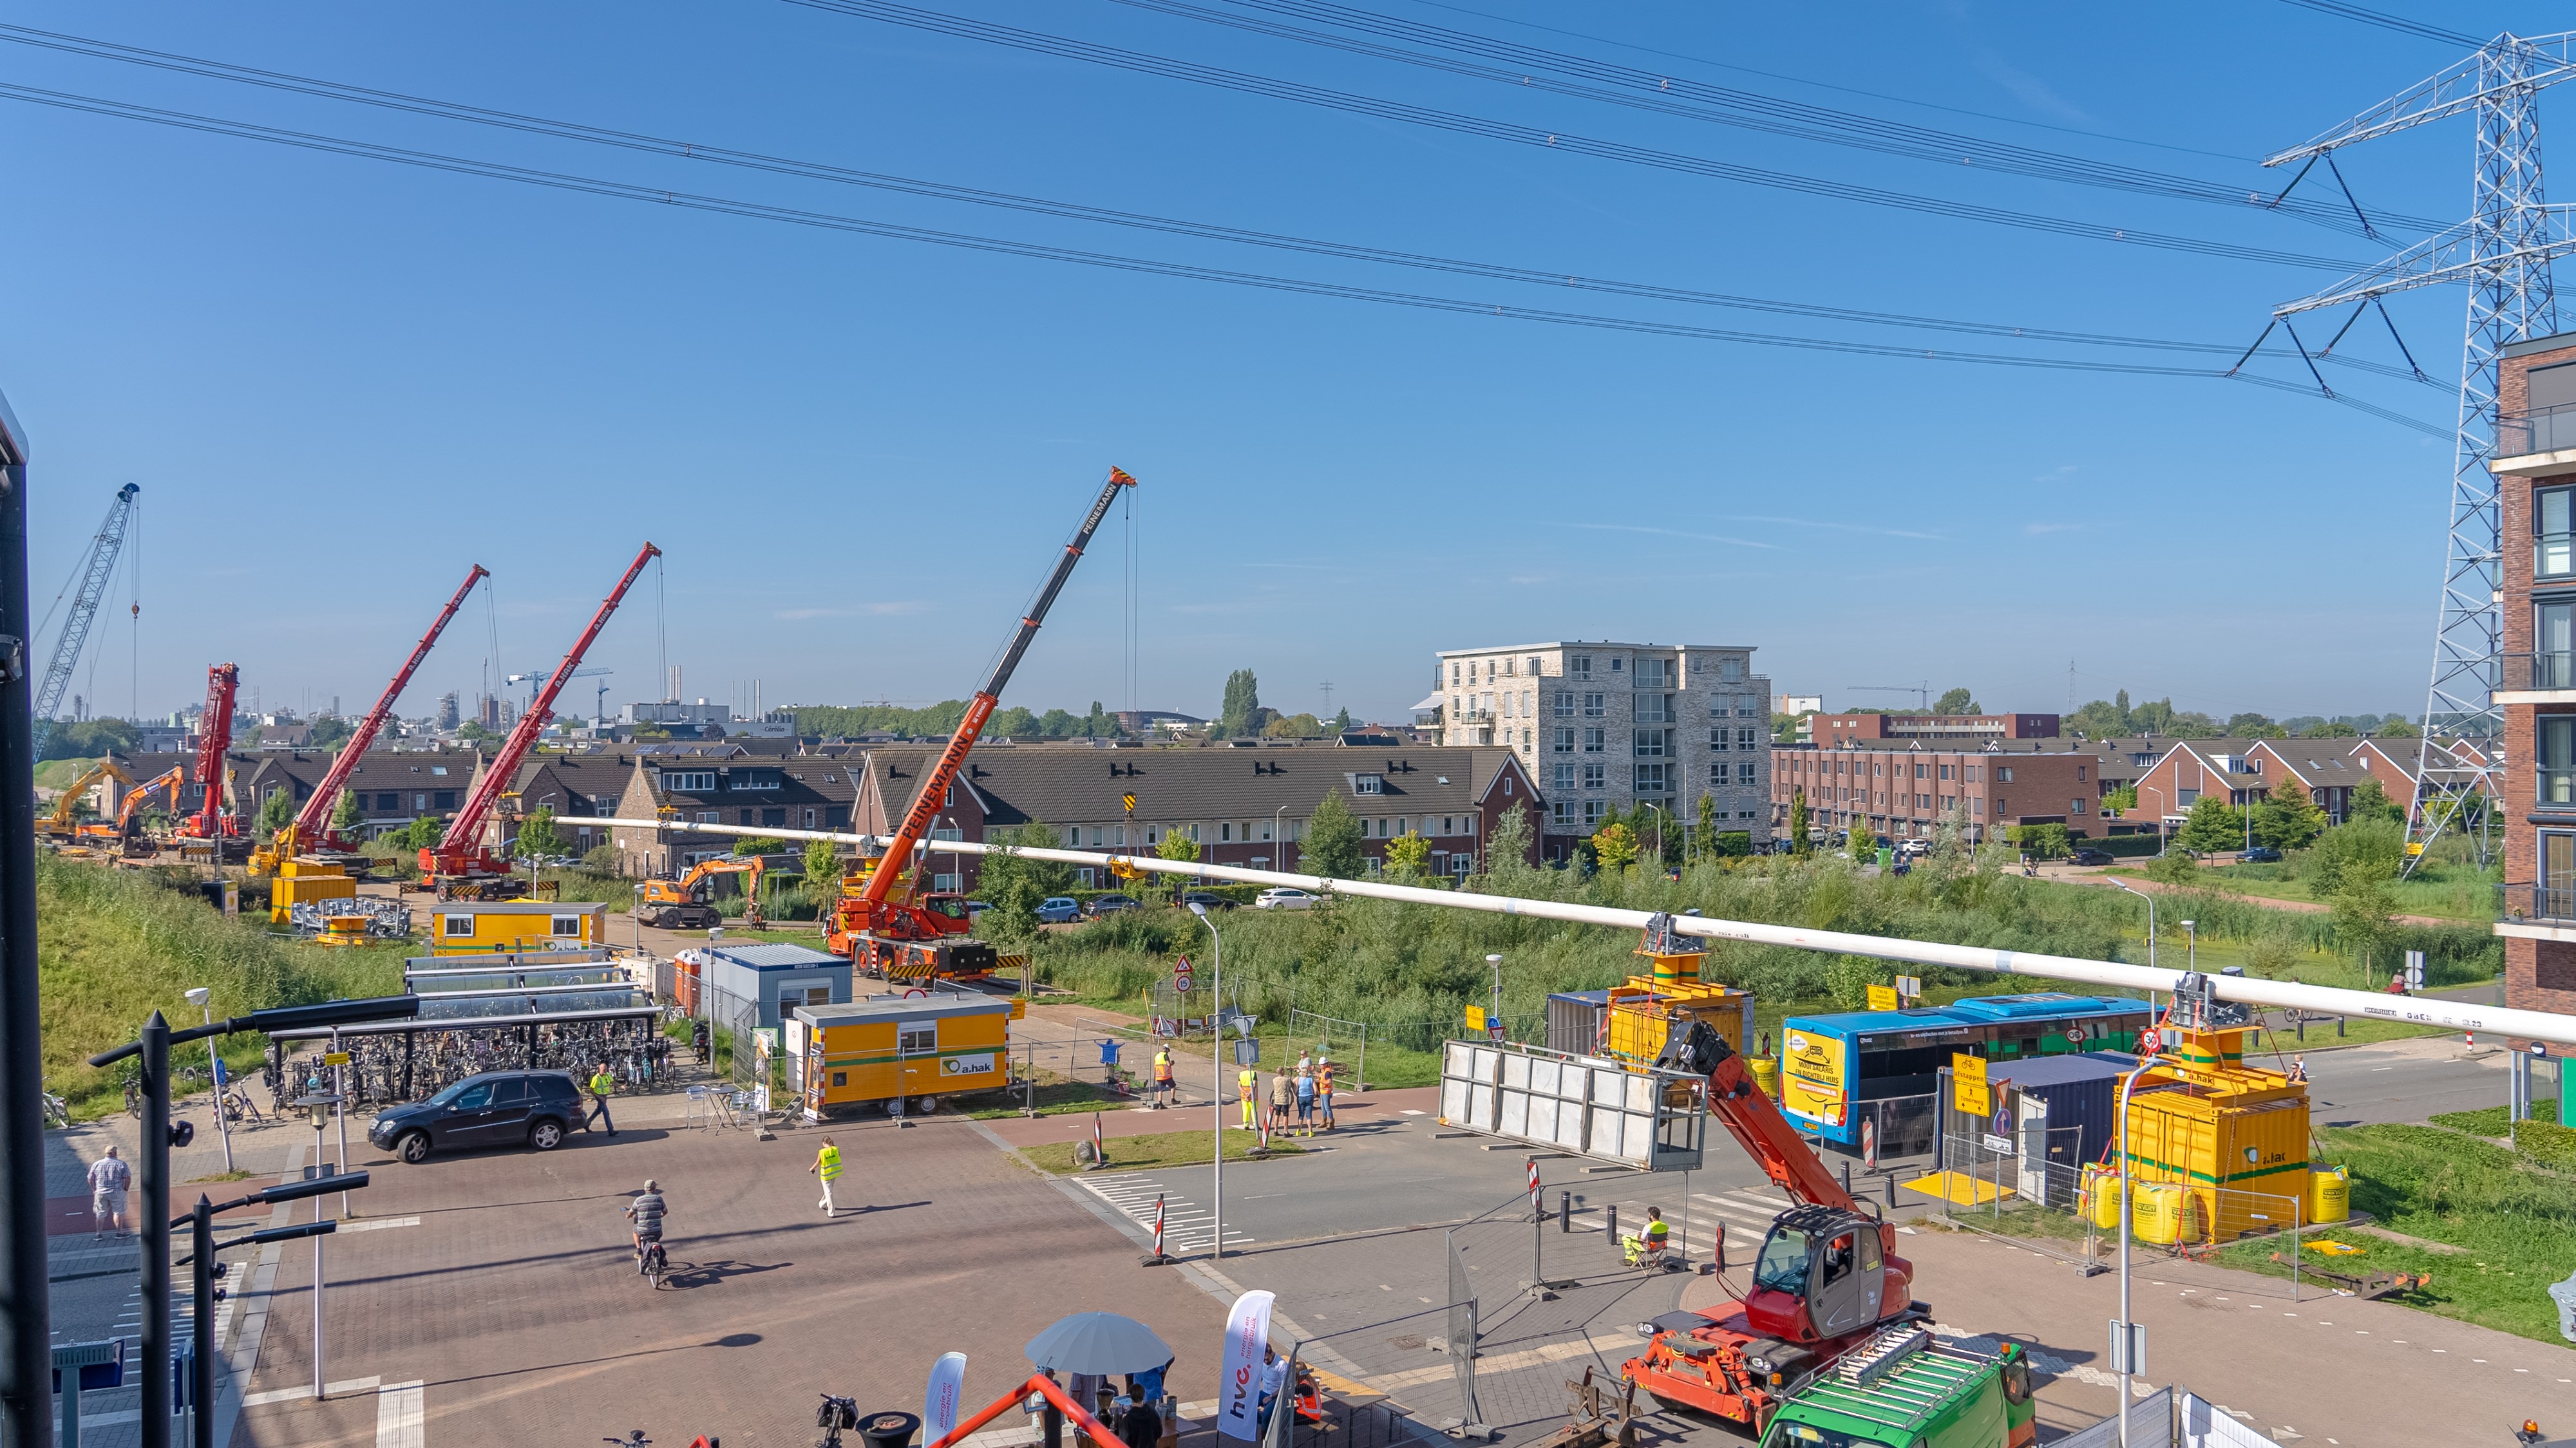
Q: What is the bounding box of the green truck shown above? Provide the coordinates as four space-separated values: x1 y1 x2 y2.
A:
1757 1328 2035 1448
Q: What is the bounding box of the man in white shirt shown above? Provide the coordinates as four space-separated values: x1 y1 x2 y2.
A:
88 1146 131 1239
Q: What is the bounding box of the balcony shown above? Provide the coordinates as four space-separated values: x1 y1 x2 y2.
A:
2494 403 2576 476
2497 652 2576 703
2499 883 2576 943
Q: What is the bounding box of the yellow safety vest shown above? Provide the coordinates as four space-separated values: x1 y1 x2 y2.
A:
1153 1053 1173 1083
1238 1069 1255 1095
589 1072 614 1096
817 1145 843 1182
1645 1219 1669 1247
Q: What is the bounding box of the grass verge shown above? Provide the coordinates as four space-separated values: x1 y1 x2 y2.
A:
965 1081 1141 1119
1018 1129 1303 1176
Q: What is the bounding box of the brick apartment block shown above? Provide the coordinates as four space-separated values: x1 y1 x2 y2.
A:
1770 742 2101 844
2491 330 2576 1028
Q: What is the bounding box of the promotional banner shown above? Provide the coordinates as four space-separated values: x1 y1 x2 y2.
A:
924 1351 969 1442
1216 1290 1277 1445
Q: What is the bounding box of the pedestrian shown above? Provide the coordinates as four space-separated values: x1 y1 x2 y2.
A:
586 1061 618 1136
1269 1067 1294 1131
1316 1055 1336 1131
1294 1047 1312 1078
811 1135 844 1217
1024 1368 1061 1434
1237 1064 1257 1131
2287 1054 2308 1084
1255 1346 1288 1431
1117 1389 1162 1448
87 1145 130 1240
1294 1066 1316 1136
1151 1048 1175 1109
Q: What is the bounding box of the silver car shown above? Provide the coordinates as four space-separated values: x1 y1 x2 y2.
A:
1253 887 1316 910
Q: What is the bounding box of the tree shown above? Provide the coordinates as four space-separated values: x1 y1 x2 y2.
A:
1846 819 1875 860
1218 669 1262 738
802 836 842 892
731 835 786 856
2347 776 2405 826
2007 822 2069 859
583 843 623 874
393 814 444 851
2254 775 2327 851
1302 792 1365 879
517 805 564 858
1151 823 1200 902
1934 687 1978 715
2372 719 2421 738
39 717 140 762
1332 707 1351 733
1086 700 1109 738
2144 847 2198 884
1692 793 1720 858
331 789 363 833
1787 789 1811 856
981 819 1077 934
2171 793 2245 854
2104 784 2139 814
2225 712 2276 736
1483 797 1537 878
2067 699 2126 738
1264 711 1327 738
1385 830 1431 877
256 786 296 839
2299 720 2360 738
1591 820 1639 872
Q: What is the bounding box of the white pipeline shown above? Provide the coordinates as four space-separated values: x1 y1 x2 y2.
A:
593 818 2568 1046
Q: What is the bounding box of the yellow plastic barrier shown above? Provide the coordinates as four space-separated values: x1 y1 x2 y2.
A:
2134 1183 2202 1245
2311 1165 2350 1225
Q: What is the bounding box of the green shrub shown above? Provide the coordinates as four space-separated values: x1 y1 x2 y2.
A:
2516 1116 2576 1172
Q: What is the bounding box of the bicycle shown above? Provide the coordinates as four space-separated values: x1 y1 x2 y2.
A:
41 1091 68 1129
636 1236 667 1290
124 1080 142 1121
815 1395 860 1448
217 1086 266 1128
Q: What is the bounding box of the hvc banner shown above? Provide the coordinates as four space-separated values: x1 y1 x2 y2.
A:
1216 1290 1277 1447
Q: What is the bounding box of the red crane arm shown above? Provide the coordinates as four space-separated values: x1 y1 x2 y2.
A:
1676 1020 1857 1212
437 543 658 856
864 467 1135 903
292 563 488 843
193 663 238 836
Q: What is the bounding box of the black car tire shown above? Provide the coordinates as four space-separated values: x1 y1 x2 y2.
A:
396 1131 432 1165
529 1118 565 1151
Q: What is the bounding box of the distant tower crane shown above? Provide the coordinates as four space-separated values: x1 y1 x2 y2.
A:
1844 683 1931 711
30 482 139 758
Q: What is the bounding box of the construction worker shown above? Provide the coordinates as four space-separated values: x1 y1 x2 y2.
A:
1151 1047 1175 1109
1642 1207 1671 1265
1316 1056 1336 1131
1237 1064 1258 1131
810 1135 844 1217
586 1062 618 1137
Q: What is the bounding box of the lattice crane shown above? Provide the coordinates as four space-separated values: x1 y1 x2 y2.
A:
30 482 138 758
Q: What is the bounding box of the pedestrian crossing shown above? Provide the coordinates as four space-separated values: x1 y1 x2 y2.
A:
1077 1174 1256 1254
1557 1185 1790 1269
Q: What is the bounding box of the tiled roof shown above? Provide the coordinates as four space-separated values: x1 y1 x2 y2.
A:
907 743 1527 826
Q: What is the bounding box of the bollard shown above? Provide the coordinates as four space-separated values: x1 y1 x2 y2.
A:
1560 1189 1572 1232
1605 1204 1618 1255
1842 1160 1853 1196
1886 1173 1898 1210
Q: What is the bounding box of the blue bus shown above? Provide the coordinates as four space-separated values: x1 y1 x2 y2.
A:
1777 992 2153 1151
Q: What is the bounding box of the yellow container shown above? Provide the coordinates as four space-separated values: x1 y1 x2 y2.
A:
2079 1163 2122 1230
427 900 607 955
1748 1056 1780 1099
269 859 356 923
1604 981 1754 1066
797 995 1012 1114
2121 1048 2310 1241
2311 1165 2350 1225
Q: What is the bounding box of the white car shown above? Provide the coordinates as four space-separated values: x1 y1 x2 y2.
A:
1253 887 1316 910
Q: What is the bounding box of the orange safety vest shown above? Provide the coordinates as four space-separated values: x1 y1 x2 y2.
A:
1317 1064 1335 1094
1153 1054 1173 1084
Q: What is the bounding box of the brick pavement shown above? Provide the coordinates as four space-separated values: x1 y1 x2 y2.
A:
979 1087 1439 1150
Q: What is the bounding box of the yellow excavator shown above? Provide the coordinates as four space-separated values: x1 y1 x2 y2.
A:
636 856 766 930
39 760 134 844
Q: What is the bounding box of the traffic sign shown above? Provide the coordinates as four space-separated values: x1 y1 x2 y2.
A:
1464 1004 1487 1033
1122 793 1138 814
1866 984 1899 1012
1174 971 1194 992
323 1051 350 1067
1951 1053 1987 1116
1895 975 1922 1001
1486 1020 1507 1042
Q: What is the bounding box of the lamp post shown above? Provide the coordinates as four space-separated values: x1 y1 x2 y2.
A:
1643 804 1667 872
2110 879 2156 972
1486 954 1504 1042
1188 901 1224 1260
2182 920 2197 976
2113 1046 2164 1448
1274 806 1289 870
185 987 232 1173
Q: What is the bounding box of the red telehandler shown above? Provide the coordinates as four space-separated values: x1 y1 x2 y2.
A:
825 467 1136 983
420 545 658 899
1619 987 1925 1433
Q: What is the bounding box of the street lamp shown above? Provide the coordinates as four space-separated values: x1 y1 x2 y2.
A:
184 988 231 1174
1643 804 1667 872
1486 954 1504 1042
1188 902 1225 1261
2110 879 2156 972
1274 805 1289 870
2113 1044 2166 1448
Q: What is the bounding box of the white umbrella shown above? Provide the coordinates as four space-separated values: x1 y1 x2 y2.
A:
1023 1313 1174 1375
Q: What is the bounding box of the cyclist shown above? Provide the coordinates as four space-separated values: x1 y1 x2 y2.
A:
625 1179 666 1274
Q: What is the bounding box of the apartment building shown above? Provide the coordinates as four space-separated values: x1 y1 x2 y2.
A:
1771 741 2098 843
1426 641 1771 847
2489 331 2576 1024
1808 712 2060 746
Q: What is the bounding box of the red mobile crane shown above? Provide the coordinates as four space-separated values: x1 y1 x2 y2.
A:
1619 968 1922 1432
825 468 1136 982
260 564 489 867
421 544 658 899
175 664 240 843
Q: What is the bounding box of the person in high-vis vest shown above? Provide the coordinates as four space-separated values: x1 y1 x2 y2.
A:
1316 1057 1337 1131
1237 1066 1257 1131
1151 1049 1175 1109
586 1063 618 1137
810 1136 844 1217
1642 1207 1671 1264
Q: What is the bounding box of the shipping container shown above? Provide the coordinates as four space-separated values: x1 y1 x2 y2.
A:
1548 990 1610 1056
2122 1080 2310 1239
1986 1051 2130 1182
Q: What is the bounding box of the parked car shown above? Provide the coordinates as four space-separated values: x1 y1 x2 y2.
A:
1254 887 1317 910
1035 896 1083 923
1085 892 1142 916
2067 848 2114 866
369 1069 585 1164
1179 890 1237 911
2240 845 2284 863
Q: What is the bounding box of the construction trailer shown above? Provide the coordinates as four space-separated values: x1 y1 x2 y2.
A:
791 993 1016 1116
690 943 849 1031
428 899 607 957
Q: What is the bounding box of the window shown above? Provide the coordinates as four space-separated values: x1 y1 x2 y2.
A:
2177 788 2200 806
730 769 782 791
1450 663 1461 684
1965 766 1981 783
1553 691 1573 718
2545 831 2576 916
1914 763 1928 780
1638 693 1671 723
377 793 399 811
739 809 755 826
1526 655 1544 677
1710 728 1730 751
1709 763 1726 785
1582 763 1606 790
2077 766 2087 782
2544 716 2576 805
1718 655 1747 682
1610 657 1624 673
551 915 582 937
1938 764 1953 780
761 808 786 828
1553 764 1577 791
663 771 716 793
1569 655 1591 681
898 1022 938 1056
2544 485 2576 579
1737 728 1759 747
1375 819 1390 837
1583 799 1605 825
442 914 476 937
1738 762 1757 785
1583 728 1606 753
697 810 719 824
1634 729 1667 758
1552 800 1577 827
433 791 457 810
1352 775 1385 795
1634 762 1669 793
2071 799 2089 815
1636 657 1670 688
1553 728 1575 754
1582 693 1605 718
1996 767 2014 783
2544 601 2576 685
430 766 449 776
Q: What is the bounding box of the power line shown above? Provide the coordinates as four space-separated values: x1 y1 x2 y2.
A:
0 23 2421 370
775 0 2364 270
1099 0 2441 238
2273 0 2485 48
0 78 2441 438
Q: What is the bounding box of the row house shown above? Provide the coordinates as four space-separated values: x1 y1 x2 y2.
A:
2126 736 2479 833
1770 741 2099 843
609 751 860 878
844 743 1542 893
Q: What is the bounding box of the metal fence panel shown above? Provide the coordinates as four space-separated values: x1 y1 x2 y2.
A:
2052 1389 2174 1448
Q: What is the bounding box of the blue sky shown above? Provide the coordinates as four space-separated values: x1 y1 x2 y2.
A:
0 1 2548 728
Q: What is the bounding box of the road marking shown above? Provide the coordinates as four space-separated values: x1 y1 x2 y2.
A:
376 1380 426 1448
2371 1066 2393 1071
337 1217 421 1233
1401 1109 1425 1116
242 1375 383 1407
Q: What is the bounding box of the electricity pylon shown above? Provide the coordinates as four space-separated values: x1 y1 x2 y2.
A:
2264 32 2576 872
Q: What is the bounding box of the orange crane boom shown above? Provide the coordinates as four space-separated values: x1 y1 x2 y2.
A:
281 563 488 857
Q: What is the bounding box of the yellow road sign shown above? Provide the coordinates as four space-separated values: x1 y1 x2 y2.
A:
1122 793 1137 814
1866 984 1899 1012
323 1051 351 1067
1955 1079 1990 1117
1464 1004 1487 1032
2405 842 2425 856
1952 1052 1986 1085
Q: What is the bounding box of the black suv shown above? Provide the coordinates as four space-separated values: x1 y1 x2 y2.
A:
2067 848 2115 866
369 1070 585 1164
